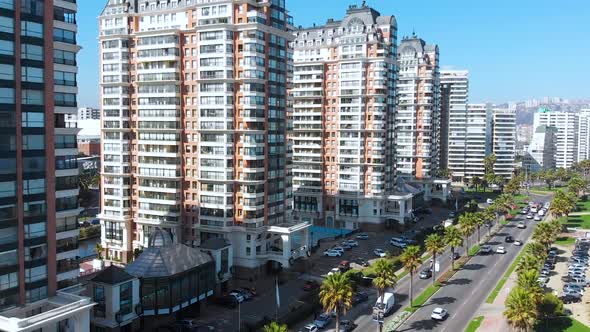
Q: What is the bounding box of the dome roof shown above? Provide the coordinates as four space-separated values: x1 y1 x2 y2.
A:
148 228 174 248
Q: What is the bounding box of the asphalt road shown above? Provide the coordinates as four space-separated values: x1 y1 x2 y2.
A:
396 194 551 332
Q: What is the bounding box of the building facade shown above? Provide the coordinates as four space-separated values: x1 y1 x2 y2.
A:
491 108 516 178
291 4 415 230
0 0 92 330
524 125 557 173
396 34 440 179
78 107 100 120
98 0 308 270
439 70 469 183
576 110 590 163
533 108 578 169
462 104 490 182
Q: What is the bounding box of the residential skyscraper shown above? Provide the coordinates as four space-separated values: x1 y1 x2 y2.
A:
463 104 490 182
533 108 578 168
524 125 557 173
291 4 415 230
77 106 100 120
396 34 440 179
491 108 517 178
98 0 308 269
0 1 93 330
576 109 590 162
440 70 469 182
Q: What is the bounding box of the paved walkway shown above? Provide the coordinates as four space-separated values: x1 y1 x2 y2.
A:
569 211 590 216
476 274 515 332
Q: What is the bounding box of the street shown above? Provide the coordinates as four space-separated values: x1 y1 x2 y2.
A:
396 194 550 332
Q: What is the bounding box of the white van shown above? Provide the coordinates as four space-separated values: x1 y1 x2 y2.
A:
373 292 395 319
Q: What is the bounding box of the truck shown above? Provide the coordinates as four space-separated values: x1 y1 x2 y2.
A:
372 292 395 320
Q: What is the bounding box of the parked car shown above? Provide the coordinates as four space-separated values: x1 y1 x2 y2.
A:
352 292 369 305
338 261 351 272
496 246 506 254
526 214 534 219
341 243 353 251
230 288 253 301
299 324 319 332
332 246 345 253
390 239 408 248
303 280 320 291
324 250 342 257
564 284 585 294
338 320 357 332
505 236 514 243
229 291 245 303
560 294 582 304
514 240 523 246
313 313 332 329
534 215 542 221
451 252 460 260
431 307 449 321
537 276 549 285
486 198 494 204
356 234 369 240
517 222 526 229
343 240 359 247
328 268 341 276
419 268 433 279
374 249 387 257
355 258 369 267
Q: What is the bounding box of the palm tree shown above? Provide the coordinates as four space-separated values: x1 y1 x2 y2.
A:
516 254 542 275
372 259 397 306
533 223 555 249
473 212 486 244
516 269 543 305
458 213 476 256
263 322 288 332
400 245 422 307
526 242 548 261
95 243 104 260
425 233 445 285
482 207 495 236
504 287 539 332
470 176 482 192
319 273 353 332
444 226 463 270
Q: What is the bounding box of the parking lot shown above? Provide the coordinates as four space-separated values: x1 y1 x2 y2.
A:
546 238 590 327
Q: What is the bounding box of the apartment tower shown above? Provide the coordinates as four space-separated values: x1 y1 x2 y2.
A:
0 1 93 331
533 108 578 168
491 108 517 178
439 70 469 183
463 104 490 182
291 4 415 230
98 0 307 269
396 34 440 179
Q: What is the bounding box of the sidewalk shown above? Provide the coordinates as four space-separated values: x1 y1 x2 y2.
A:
476 274 515 332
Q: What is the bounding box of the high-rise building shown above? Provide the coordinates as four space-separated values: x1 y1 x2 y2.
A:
533 108 578 168
291 4 415 229
576 110 590 162
491 108 517 178
98 0 309 269
524 125 557 173
77 106 100 120
463 104 490 182
396 34 440 179
440 70 469 182
0 0 93 330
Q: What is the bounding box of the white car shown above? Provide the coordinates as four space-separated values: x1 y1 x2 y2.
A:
517 223 526 229
514 240 523 246
229 292 245 303
526 214 534 219
431 307 448 321
534 215 542 221
324 250 342 257
537 276 549 285
299 323 319 332
496 246 506 254
486 198 494 204
538 210 546 216
356 234 369 240
327 267 341 276
344 240 359 247
374 249 387 257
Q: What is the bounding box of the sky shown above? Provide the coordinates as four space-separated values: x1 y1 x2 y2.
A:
76 0 590 107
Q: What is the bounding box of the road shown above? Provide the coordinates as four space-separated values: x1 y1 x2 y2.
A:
396 194 551 332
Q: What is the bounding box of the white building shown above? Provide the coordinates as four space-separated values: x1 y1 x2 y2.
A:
525 125 557 173
533 108 578 168
440 70 469 183
464 104 490 182
78 107 100 120
492 108 517 178
576 110 590 162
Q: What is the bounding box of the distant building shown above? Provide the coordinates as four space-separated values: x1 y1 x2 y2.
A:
534 108 578 168
492 108 517 178
78 107 101 120
577 110 590 162
524 125 557 173
440 70 469 180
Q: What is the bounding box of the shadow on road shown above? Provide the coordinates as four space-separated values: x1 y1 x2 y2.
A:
399 318 443 331
487 241 502 246
444 278 472 286
429 296 456 306
389 292 409 315
461 263 486 271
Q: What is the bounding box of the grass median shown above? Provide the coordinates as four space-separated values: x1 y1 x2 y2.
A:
468 244 481 256
404 282 441 313
465 316 484 332
486 243 530 303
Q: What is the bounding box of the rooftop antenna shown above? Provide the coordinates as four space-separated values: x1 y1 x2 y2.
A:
362 0 367 7
412 28 416 37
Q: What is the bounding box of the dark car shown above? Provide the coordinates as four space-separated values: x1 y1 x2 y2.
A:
560 294 582 304
210 295 238 308
451 252 460 260
303 280 320 291
339 320 358 332
419 268 433 279
505 236 514 243
230 289 252 301
352 291 369 305
355 259 369 267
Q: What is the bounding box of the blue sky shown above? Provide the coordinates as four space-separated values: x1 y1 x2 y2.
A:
77 0 589 107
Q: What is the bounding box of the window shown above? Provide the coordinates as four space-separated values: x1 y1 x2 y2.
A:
0 0 14 10
53 28 75 44
0 88 14 103
22 89 43 105
55 135 76 149
21 44 43 61
21 0 43 16
119 282 132 315
0 40 14 56
0 181 15 198
26 286 47 303
22 112 44 127
53 7 75 24
0 250 17 268
54 93 76 107
24 244 46 261
22 135 44 150
22 66 44 83
23 157 45 173
24 222 45 239
21 21 43 38
23 178 45 195
25 265 47 283
0 64 13 80
0 16 13 34
54 71 76 86
94 285 105 318
53 49 76 65
0 272 17 291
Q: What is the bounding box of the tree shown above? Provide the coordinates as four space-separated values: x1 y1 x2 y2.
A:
319 273 353 332
517 254 542 275
526 242 548 261
437 168 450 179
372 259 397 306
504 287 539 332
483 154 497 191
95 243 104 260
516 269 543 305
533 223 556 249
504 176 521 195
458 213 476 256
444 226 463 270
541 170 557 189
537 293 564 324
567 176 587 196
555 167 569 182
425 234 445 285
263 322 288 332
482 207 495 236
470 176 482 192
473 212 486 244
400 245 422 307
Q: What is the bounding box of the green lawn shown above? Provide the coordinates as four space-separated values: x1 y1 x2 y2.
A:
566 214 590 229
465 316 484 332
555 236 576 245
486 244 530 303
405 282 441 313
468 244 481 256
576 199 590 212
536 317 590 332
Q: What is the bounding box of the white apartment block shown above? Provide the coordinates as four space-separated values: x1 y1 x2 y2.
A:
78 107 100 120
291 4 416 230
440 70 469 183
463 104 489 181
534 108 578 168
492 108 517 178
396 34 440 179
98 0 309 270
525 125 557 173
577 109 590 162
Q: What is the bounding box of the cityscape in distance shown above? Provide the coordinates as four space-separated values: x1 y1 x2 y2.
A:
0 1 589 332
